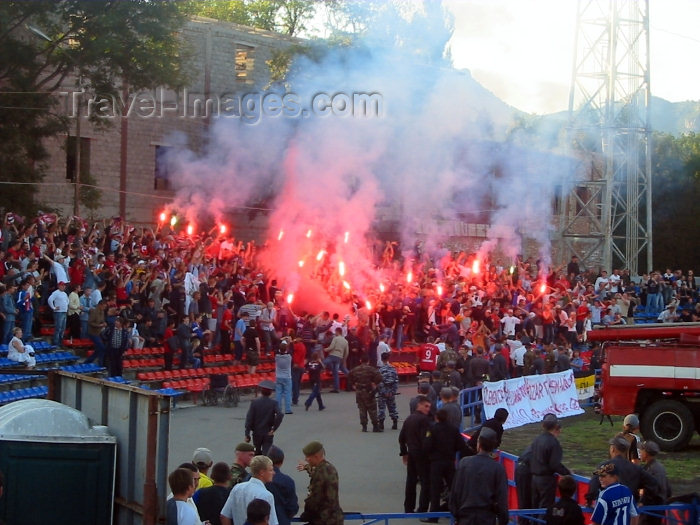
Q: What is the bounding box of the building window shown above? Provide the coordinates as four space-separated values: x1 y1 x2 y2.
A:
66 136 90 182
235 44 255 82
154 145 172 190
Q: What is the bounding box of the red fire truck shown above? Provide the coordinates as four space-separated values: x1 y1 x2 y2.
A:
588 323 700 451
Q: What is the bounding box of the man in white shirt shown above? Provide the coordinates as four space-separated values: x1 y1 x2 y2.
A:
500 309 521 337
594 271 610 298
47 281 69 347
221 455 278 525
376 334 391 366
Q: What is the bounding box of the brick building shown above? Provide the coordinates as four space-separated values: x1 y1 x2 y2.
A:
38 17 300 224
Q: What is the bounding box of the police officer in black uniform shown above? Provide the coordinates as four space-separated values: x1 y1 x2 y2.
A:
528 414 571 510
450 427 509 525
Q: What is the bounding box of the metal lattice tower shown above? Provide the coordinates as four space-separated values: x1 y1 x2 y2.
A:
559 0 652 274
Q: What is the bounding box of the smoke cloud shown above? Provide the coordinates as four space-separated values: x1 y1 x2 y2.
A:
168 1 573 310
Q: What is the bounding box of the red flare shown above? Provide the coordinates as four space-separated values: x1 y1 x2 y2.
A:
365 300 372 310
278 230 284 241
472 259 480 274
407 271 413 283
344 231 349 243
298 260 304 268
342 280 351 290
338 261 345 277
219 224 227 235
540 283 547 294
287 293 294 305
437 285 443 296
159 211 167 222
306 229 312 238
186 224 193 236
316 250 326 261
379 283 385 293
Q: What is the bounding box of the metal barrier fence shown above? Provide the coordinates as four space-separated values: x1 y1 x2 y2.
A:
289 501 699 524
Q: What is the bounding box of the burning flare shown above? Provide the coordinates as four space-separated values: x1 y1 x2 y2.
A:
338 261 345 277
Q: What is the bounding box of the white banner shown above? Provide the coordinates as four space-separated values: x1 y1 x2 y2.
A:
482 370 584 429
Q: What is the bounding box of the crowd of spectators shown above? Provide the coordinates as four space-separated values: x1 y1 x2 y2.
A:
0 210 697 377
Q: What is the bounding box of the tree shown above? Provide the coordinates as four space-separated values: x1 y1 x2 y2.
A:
651 132 700 271
179 0 316 37
0 1 189 215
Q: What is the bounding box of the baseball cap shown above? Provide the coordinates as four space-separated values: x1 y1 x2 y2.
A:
623 414 639 428
594 461 619 477
192 447 213 467
609 434 631 451
640 440 660 455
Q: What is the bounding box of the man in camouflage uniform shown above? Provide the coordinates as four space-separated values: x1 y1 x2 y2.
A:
297 441 343 525
436 343 459 371
348 355 383 432
229 442 255 488
377 351 399 430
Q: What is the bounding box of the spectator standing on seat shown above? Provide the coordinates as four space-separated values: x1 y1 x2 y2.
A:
323 327 349 393
259 302 277 356
194 462 231 525
85 300 107 366
297 441 343 525
265 446 298 525
0 283 18 344
450 427 509 525
529 414 571 510
47 281 69 347
242 314 261 375
245 380 283 456
104 317 130 377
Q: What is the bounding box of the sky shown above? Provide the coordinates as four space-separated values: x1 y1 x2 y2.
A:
444 0 700 114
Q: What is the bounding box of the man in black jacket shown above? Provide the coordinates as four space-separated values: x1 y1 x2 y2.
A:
245 380 284 455
450 427 509 525
529 414 571 509
422 407 469 522
399 395 433 514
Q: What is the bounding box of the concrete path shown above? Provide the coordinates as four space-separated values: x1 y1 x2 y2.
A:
169 383 432 524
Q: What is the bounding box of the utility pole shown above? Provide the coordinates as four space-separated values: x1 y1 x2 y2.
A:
559 0 652 274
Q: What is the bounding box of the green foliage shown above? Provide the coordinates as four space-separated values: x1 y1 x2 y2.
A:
180 0 316 36
651 132 700 271
0 1 189 215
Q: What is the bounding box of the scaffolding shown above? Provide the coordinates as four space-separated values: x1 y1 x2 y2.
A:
559 0 652 274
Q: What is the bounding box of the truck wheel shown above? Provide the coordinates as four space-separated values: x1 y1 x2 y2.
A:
641 399 694 451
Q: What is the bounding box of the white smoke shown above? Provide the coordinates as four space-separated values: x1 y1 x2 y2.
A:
168 1 573 308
